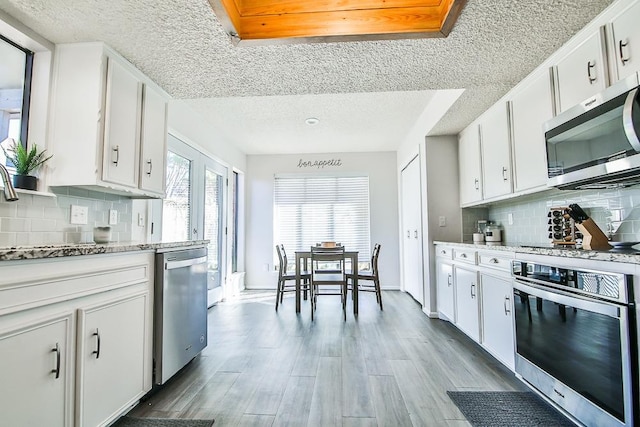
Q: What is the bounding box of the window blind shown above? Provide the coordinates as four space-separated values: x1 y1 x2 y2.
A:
274 175 371 264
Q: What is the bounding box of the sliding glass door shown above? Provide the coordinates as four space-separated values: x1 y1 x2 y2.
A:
163 134 228 306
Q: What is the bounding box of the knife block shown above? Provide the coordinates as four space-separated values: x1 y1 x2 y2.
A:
575 219 612 250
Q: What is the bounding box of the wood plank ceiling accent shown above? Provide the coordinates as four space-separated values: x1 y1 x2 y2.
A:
209 0 467 45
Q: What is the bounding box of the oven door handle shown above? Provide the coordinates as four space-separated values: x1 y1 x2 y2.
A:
513 280 621 318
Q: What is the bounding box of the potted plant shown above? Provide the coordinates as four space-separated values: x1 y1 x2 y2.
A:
1 142 53 191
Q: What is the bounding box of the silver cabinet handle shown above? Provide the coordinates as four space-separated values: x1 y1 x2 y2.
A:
504 295 511 315
470 283 476 298
51 343 61 379
619 39 630 65
460 253 467 258
93 329 101 359
112 145 120 165
502 167 508 181
490 258 499 264
447 274 452 287
407 230 410 238
414 230 418 239
587 60 596 84
146 159 153 176
474 178 479 190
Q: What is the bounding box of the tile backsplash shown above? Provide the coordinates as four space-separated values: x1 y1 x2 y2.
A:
0 187 133 246
465 186 640 244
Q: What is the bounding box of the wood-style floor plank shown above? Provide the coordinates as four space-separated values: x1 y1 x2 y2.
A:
122 290 528 426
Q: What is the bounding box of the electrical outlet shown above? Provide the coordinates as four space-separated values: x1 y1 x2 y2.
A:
439 216 446 227
137 213 145 227
508 213 514 225
70 205 88 225
109 209 118 225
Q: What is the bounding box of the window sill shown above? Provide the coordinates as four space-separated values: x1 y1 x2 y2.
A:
0 185 57 198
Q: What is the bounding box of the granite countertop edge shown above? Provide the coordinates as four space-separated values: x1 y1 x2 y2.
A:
433 241 640 264
0 240 209 261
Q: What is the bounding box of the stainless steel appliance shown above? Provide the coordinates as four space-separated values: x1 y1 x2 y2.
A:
544 72 640 190
154 247 208 385
512 259 636 426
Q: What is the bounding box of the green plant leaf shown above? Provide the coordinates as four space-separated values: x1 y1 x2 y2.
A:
1 142 53 175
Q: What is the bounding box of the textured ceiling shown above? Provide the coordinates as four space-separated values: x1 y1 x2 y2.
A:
0 0 614 154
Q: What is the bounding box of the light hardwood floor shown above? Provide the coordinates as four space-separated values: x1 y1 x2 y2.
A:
128 290 526 426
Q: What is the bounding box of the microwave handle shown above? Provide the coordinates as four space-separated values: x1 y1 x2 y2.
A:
623 87 640 152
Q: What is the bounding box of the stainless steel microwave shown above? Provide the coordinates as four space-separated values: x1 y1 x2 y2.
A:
544 72 640 190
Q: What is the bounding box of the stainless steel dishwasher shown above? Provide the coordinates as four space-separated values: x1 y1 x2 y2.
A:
154 246 208 385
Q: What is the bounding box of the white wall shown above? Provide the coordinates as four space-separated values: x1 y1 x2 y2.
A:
245 151 400 290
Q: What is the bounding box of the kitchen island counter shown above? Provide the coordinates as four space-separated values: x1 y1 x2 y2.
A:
0 240 208 261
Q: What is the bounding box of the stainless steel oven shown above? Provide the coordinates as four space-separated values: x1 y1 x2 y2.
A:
512 260 636 427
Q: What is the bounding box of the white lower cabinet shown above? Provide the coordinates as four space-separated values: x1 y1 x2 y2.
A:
436 261 455 321
0 313 74 427
480 273 515 370
77 292 150 427
454 266 480 342
0 252 153 427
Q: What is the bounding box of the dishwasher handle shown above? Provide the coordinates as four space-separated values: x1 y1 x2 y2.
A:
165 256 208 270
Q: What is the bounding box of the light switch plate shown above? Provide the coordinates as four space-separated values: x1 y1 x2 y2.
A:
70 205 88 225
439 216 446 227
508 213 514 225
109 209 118 225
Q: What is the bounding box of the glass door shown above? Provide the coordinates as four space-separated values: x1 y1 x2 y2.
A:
203 158 227 292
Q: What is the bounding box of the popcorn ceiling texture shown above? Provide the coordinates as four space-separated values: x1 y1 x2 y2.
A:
0 0 613 136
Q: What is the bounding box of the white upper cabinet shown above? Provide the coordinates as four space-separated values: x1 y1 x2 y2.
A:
139 85 168 194
102 58 142 188
609 0 640 81
554 29 609 113
509 70 555 192
48 42 168 198
480 102 512 200
458 125 483 206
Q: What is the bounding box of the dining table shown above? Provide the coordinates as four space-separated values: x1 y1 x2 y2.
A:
295 250 359 316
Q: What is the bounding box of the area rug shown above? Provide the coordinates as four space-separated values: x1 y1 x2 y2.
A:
111 417 214 427
447 391 574 427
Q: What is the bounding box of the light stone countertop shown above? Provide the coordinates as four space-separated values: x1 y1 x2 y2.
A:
0 240 209 261
433 241 640 265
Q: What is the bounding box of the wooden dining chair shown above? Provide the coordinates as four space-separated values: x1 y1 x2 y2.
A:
310 245 347 321
275 244 309 311
348 243 382 310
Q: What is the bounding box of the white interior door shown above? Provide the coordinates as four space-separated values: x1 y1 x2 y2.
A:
401 156 424 305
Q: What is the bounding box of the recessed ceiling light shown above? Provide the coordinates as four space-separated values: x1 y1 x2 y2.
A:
305 117 320 126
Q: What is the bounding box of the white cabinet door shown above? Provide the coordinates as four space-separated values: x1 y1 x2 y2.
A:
102 57 142 188
555 30 608 113
76 292 150 427
510 71 554 192
481 274 515 370
139 84 168 195
458 125 483 206
436 261 454 321
0 313 74 427
454 267 480 342
401 157 424 305
480 102 512 199
610 0 640 81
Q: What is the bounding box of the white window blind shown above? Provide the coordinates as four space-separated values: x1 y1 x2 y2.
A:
274 175 371 263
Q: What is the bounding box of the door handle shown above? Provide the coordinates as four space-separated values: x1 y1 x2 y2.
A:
504 295 511 315
587 60 596 84
407 230 410 239
146 159 153 176
112 145 120 166
414 230 418 239
93 329 101 359
474 178 479 190
447 274 452 287
51 343 61 379
470 283 476 298
619 39 630 65
502 167 508 181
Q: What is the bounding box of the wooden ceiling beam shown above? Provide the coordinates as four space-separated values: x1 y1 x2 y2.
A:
235 0 443 17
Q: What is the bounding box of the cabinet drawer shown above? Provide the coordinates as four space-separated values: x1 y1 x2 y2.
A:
453 249 477 265
436 246 453 260
478 252 512 272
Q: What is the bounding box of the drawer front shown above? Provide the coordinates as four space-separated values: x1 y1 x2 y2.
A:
453 249 477 265
478 252 512 272
436 246 453 260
